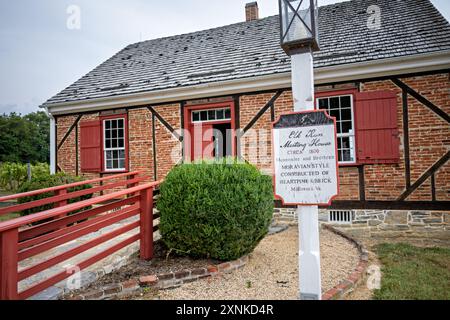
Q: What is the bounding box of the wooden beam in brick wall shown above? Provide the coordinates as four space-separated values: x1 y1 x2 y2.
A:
57 114 82 150
397 151 450 201
147 107 182 142
242 90 284 134
391 78 450 124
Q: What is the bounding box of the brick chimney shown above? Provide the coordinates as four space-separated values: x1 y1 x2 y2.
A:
245 2 259 22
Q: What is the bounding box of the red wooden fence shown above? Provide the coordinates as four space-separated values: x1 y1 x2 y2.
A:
0 171 161 300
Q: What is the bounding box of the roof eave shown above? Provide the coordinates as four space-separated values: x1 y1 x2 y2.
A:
43 50 450 116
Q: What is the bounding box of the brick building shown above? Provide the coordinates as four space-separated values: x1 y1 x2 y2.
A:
41 0 449 240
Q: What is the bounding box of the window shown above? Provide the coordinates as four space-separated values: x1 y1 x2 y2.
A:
103 117 126 171
317 95 356 163
191 108 231 123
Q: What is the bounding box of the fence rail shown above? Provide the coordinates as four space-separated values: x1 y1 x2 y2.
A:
0 171 161 300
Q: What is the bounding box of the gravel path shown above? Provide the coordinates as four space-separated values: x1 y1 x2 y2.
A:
153 226 359 300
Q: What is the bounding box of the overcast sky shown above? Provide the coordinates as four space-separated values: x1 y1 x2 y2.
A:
0 0 449 115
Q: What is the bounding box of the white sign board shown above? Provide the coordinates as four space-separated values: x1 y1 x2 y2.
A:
273 110 339 205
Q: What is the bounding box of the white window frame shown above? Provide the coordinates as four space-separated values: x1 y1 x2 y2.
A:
103 118 126 172
191 107 232 124
316 94 356 164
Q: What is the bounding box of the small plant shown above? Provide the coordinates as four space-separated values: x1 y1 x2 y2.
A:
158 158 274 261
246 280 252 289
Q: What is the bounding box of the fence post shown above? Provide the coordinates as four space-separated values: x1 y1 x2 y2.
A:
55 188 69 223
127 173 138 198
0 228 19 300
139 187 154 260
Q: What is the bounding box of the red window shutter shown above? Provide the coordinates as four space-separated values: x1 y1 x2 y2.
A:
80 120 102 172
355 91 400 164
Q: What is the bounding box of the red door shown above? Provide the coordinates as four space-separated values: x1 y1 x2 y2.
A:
191 123 214 160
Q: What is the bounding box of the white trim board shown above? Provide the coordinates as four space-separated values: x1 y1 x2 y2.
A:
44 51 450 116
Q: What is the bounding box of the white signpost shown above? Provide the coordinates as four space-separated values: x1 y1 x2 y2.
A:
272 53 339 301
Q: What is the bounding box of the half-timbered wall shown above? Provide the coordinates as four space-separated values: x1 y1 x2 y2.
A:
55 71 449 209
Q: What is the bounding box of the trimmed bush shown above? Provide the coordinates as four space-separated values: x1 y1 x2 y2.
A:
18 173 93 219
157 158 274 261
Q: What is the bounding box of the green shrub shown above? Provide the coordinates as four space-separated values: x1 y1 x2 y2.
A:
0 162 50 191
18 173 93 220
157 158 274 261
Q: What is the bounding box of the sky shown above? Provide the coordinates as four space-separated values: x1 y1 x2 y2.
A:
0 0 449 115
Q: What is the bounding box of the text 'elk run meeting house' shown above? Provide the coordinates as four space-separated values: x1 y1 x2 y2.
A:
41 0 449 238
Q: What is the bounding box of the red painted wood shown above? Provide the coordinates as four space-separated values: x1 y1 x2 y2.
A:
80 120 102 173
19 206 139 261
0 176 147 216
139 188 154 260
0 171 141 202
19 233 140 300
18 220 140 281
355 91 400 164
19 196 139 242
0 228 19 300
0 181 160 233
0 172 161 300
184 101 236 161
18 205 140 256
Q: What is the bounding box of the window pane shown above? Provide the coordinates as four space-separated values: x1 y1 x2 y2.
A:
118 138 124 148
113 159 119 169
208 110 216 120
341 121 352 133
106 140 111 149
216 109 224 119
193 112 199 122
111 120 117 129
112 139 117 148
318 98 328 110
341 108 351 121
106 151 112 160
119 159 125 169
106 160 112 169
330 97 340 109
200 111 207 121
224 108 231 119
112 130 117 138
105 121 111 129
106 130 111 138
117 119 124 128
119 150 125 159
341 137 350 149
342 149 352 162
340 96 351 109
330 108 340 120
118 129 124 138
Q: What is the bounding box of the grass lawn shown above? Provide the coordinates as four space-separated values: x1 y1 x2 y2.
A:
374 243 450 300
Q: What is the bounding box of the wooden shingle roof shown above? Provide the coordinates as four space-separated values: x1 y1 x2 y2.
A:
43 0 450 107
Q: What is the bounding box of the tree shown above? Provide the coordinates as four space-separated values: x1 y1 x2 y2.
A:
0 111 50 163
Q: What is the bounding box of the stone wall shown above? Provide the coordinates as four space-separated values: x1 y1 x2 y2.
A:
274 208 449 246
329 210 450 246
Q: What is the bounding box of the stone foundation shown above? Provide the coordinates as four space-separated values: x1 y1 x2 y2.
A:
274 208 450 246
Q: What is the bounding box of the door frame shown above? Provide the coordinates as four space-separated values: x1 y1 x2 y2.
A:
183 101 236 161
